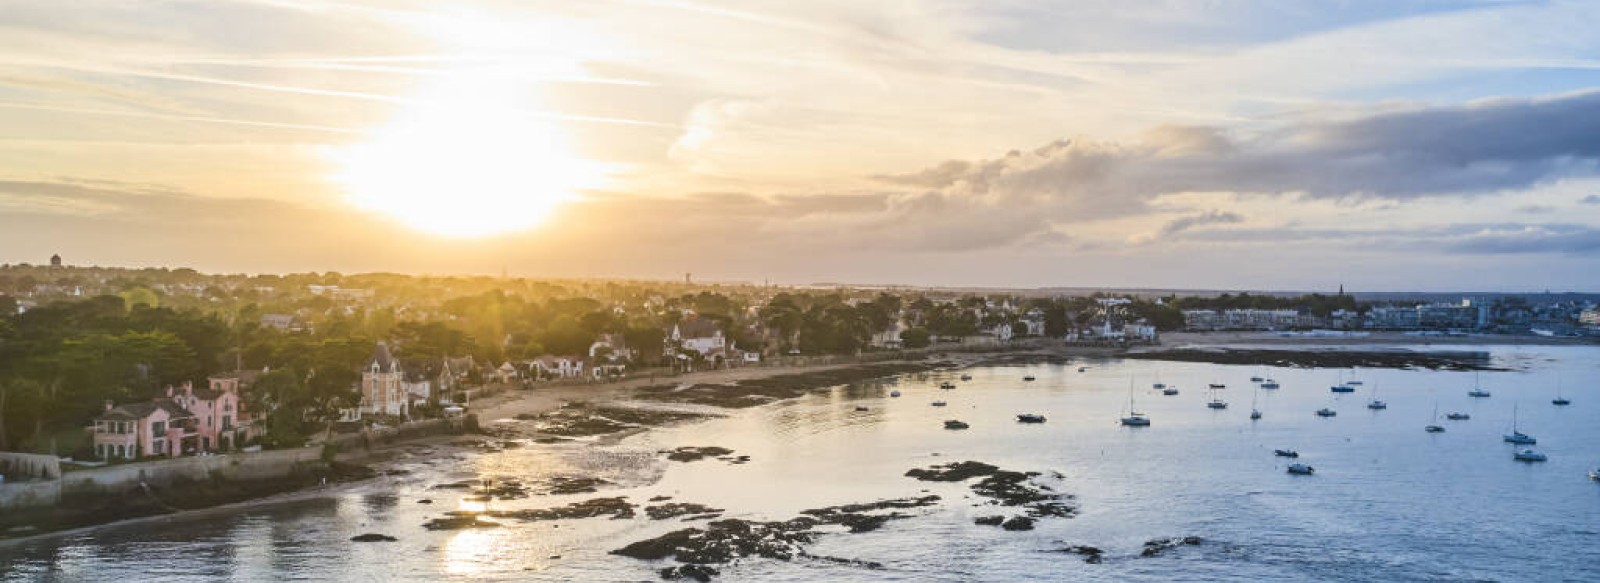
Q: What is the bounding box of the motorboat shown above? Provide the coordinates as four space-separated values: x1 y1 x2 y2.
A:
1206 401 1228 409
1445 412 1470 420
943 420 970 430
1250 409 1263 420
1315 408 1337 417
1152 382 1166 390
1250 376 1264 382
1209 383 1227 390
939 381 957 390
1513 448 1547 462
1261 380 1281 390
854 406 869 412
1553 396 1571 406
1589 468 1599 481
1367 400 1387 410
1120 413 1151 426
1425 425 1446 433
1286 463 1315 475
931 400 947 407
1022 375 1037 382
1163 387 1180 396
1274 449 1299 458
890 390 902 398
1330 385 1355 393
1077 367 1087 373
1016 413 1047 423
1468 388 1491 398
960 374 972 381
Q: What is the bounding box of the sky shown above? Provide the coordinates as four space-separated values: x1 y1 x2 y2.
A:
2 0 1600 291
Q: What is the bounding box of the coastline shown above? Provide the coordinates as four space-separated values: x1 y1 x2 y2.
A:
3 332 1583 548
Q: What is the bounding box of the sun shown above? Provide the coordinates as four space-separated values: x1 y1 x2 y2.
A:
331 70 611 238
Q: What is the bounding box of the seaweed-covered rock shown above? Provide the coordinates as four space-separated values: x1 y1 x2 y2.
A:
1140 536 1203 557
1053 545 1104 564
904 461 999 482
663 446 735 462
974 515 1004 526
422 515 501 530
647 503 725 521
1000 516 1035 531
489 497 637 521
660 564 720 582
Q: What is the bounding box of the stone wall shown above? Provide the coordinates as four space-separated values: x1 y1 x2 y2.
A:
0 451 61 481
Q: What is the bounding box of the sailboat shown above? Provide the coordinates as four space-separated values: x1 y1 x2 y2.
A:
1468 372 1491 398
1261 378 1281 390
1503 403 1536 444
1553 375 1571 406
1425 403 1445 433
1330 370 1354 393
1366 383 1387 410
1152 371 1165 391
1121 378 1151 426
1250 385 1262 420
1206 384 1228 409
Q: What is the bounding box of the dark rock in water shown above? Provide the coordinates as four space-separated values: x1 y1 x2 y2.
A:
422 515 501 530
532 436 573 444
663 446 736 462
431 480 475 490
350 533 397 542
1140 536 1203 557
974 515 1005 526
1052 545 1104 564
1000 516 1036 531
489 497 637 522
649 495 674 502
904 461 1000 482
544 476 612 495
613 495 938 578
660 564 720 582
647 503 726 521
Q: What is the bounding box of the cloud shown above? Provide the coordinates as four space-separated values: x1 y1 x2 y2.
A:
1160 210 1244 236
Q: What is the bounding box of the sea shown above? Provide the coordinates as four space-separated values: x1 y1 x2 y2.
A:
3 344 1597 582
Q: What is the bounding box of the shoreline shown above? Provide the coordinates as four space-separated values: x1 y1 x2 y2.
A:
3 333 1580 548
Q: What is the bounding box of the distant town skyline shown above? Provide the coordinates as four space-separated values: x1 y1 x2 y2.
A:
3 1 1600 290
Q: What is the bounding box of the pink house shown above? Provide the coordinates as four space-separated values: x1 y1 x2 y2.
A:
91 376 255 460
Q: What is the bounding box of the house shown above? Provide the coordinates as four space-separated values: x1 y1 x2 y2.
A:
259 313 302 332
1021 308 1047 336
531 355 586 379
492 361 520 383
91 377 253 459
869 321 905 349
667 317 729 364
357 342 409 418
588 333 636 362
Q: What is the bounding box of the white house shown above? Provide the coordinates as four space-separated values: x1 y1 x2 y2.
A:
531 355 586 379
669 318 727 357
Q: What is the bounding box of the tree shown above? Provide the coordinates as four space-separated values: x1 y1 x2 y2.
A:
899 327 931 349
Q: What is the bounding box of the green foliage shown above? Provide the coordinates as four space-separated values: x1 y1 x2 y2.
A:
899 327 932 348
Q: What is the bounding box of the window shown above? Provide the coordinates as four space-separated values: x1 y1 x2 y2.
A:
222 416 232 430
152 421 165 435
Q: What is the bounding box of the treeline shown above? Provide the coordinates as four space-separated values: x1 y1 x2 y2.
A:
1169 293 1360 318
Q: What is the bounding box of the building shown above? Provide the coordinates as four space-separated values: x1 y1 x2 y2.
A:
259 313 303 332
91 377 253 460
357 342 409 418
668 317 727 358
49 254 61 268
531 355 586 379
1577 308 1599 327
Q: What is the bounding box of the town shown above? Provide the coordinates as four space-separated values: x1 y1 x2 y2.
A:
1 259 1596 471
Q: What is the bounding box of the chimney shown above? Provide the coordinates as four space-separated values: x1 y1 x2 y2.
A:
104 400 113 412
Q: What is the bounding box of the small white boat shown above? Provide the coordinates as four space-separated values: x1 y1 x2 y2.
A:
1209 383 1226 390
1425 404 1444 433
1589 468 1599 481
1016 413 1047 423
943 420 970 430
1366 384 1386 409
1446 412 1470 420
1330 385 1355 393
1163 387 1180 396
1250 376 1264 382
1250 409 1263 420
889 390 902 398
1315 408 1337 417
1261 380 1280 390
1207 401 1228 409
1468 389 1491 398
960 374 972 381
1513 448 1547 462
1287 463 1315 475
1120 414 1151 426
1152 383 1166 390
854 406 869 412
939 381 957 390
1274 449 1299 458
1552 377 1570 406
1077 367 1087 373
931 400 947 407
1425 425 1446 433
1022 375 1036 382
